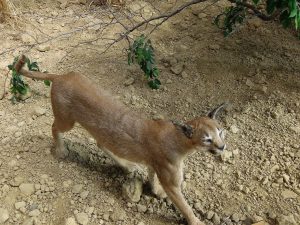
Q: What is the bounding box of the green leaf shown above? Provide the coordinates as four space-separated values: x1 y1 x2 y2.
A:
252 0 260 5
44 80 51 86
148 79 161 89
288 0 297 17
266 0 276 14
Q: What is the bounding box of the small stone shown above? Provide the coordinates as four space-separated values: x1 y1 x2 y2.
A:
0 208 9 223
80 191 89 199
221 151 233 162
124 78 135 86
282 174 290 183
137 204 147 213
290 126 300 134
181 71 188 79
248 17 262 28
281 190 298 199
212 213 221 224
251 221 269 225
15 201 26 210
75 212 89 225
206 210 214 220
33 107 46 116
198 12 207 19
232 213 240 222
170 63 184 75
122 178 143 203
72 184 83 194
209 44 220 50
110 208 126 221
19 183 35 196
270 165 280 173
37 45 50 52
230 125 239 134
65 217 78 225
28 209 40 217
10 176 24 187
246 79 255 87
276 214 297 225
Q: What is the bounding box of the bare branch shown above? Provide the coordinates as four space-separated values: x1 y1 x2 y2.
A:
228 0 273 21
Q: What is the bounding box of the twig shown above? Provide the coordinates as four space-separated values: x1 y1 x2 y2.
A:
228 0 273 21
0 70 9 100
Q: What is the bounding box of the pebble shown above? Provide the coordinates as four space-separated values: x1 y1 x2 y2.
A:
276 214 297 225
15 201 26 210
28 209 41 217
33 106 46 116
122 178 143 203
137 204 147 213
0 208 9 223
80 191 89 199
209 44 220 50
170 63 184 75
198 12 207 19
65 217 78 225
72 184 84 194
230 125 239 134
231 213 240 222
281 189 298 199
124 78 135 86
206 210 214 220
19 183 35 196
212 213 221 224
75 212 89 225
251 221 269 225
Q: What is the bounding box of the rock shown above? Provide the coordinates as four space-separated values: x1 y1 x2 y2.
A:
33 107 46 116
72 184 83 194
0 208 9 223
231 213 240 222
212 213 221 224
248 17 262 29
110 208 126 221
124 78 135 86
170 64 184 75
252 221 269 225
137 204 147 213
15 201 26 210
122 178 143 202
28 209 41 217
290 126 300 134
37 45 51 52
230 124 239 134
80 191 89 199
270 165 279 173
75 212 89 225
206 210 214 220
198 12 207 19
221 151 233 162
281 190 298 199
65 217 78 225
246 79 255 87
276 214 297 225
209 44 220 50
19 183 35 196
282 174 290 183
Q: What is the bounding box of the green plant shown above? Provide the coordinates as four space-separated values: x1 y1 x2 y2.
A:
214 0 300 36
128 34 161 89
7 56 50 101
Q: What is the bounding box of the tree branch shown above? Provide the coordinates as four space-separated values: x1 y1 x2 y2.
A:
228 0 273 21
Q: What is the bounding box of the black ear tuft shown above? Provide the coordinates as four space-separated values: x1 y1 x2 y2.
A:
207 102 228 119
172 120 193 138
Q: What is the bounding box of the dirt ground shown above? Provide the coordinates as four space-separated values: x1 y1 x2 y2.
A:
0 0 299 225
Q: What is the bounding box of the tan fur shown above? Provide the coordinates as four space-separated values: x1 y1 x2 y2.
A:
15 55 227 225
